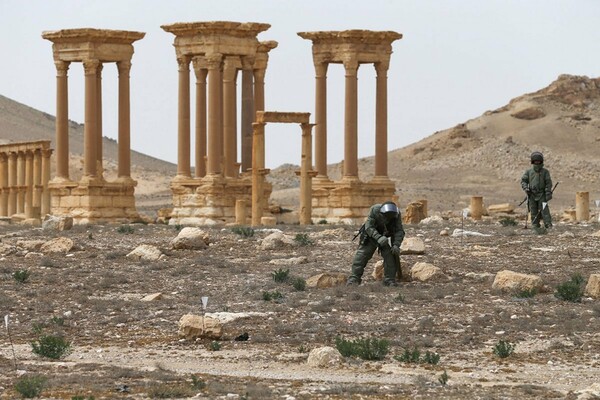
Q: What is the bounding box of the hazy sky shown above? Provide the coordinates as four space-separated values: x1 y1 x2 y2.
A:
1 0 599 168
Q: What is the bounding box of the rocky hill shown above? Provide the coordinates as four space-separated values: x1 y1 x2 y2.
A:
2 74 600 216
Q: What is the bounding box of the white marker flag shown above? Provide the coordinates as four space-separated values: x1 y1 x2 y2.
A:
542 202 548 210
201 296 208 311
462 209 469 218
595 199 600 208
4 314 8 329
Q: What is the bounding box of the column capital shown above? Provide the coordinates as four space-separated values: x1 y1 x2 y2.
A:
253 68 266 83
117 60 132 76
177 55 191 72
343 58 359 75
314 62 329 78
241 56 255 70
192 56 207 79
223 56 240 81
83 59 100 75
54 60 70 76
205 53 223 69
25 150 34 160
41 148 53 158
374 61 390 76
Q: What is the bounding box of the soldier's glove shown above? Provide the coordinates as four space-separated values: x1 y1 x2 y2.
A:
377 236 389 249
546 192 552 201
391 245 400 256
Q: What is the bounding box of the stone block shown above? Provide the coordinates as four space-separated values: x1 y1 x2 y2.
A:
492 270 543 293
306 273 348 288
487 203 515 214
60 196 80 208
411 262 446 282
178 314 222 340
112 195 135 208
307 346 342 367
261 216 277 226
584 274 600 298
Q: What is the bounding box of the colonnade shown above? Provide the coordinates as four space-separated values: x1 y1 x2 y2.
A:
0 141 52 221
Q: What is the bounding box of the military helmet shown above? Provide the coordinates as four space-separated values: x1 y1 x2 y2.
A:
530 151 544 164
380 201 399 215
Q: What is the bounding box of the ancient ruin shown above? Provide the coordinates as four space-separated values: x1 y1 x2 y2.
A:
252 112 315 226
298 30 402 223
161 21 277 225
0 141 52 224
42 28 144 224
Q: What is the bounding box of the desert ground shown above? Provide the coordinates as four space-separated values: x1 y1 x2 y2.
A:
1 213 599 399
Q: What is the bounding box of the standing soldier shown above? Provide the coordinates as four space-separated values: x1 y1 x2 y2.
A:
521 151 553 230
347 201 405 287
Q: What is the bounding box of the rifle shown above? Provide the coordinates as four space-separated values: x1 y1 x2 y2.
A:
352 223 365 241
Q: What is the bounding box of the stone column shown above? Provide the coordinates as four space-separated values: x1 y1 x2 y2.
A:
253 68 266 122
16 151 25 214
7 152 17 216
117 60 132 180
470 196 483 220
343 59 359 178
24 151 34 218
374 62 389 178
206 54 223 176
193 59 208 178
83 59 99 178
314 62 328 179
176 56 191 179
576 191 590 221
241 57 254 172
251 122 266 226
41 149 52 216
300 123 315 225
235 199 247 225
54 61 70 180
96 63 104 178
0 154 7 216
32 150 42 217
222 57 238 178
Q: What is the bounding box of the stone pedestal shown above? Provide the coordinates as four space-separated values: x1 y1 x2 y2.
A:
49 180 138 224
576 191 589 221
169 175 271 225
311 178 396 224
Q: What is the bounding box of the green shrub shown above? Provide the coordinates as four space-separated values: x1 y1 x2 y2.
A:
294 233 314 246
555 273 585 303
31 334 72 359
13 269 30 283
292 277 306 291
51 316 65 326
393 292 405 303
297 344 308 353
14 375 47 398
174 224 183 232
71 396 95 400
395 347 421 363
318 219 328 225
438 370 449 386
117 225 134 234
208 341 221 351
515 288 537 298
499 216 517 226
271 268 289 283
232 226 255 238
262 290 283 301
492 340 515 358
191 375 206 390
422 351 441 365
335 336 390 361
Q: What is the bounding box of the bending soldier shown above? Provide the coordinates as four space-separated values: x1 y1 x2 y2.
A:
521 151 553 230
347 201 405 287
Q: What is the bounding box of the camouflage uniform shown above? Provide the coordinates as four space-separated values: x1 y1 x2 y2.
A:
521 159 553 228
348 203 405 286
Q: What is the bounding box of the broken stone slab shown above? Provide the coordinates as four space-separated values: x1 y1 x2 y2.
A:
451 229 492 237
492 270 543 293
206 312 273 324
410 262 446 282
141 292 163 302
171 227 210 250
178 314 222 340
400 237 425 255
487 203 515 214
40 237 74 254
420 215 444 225
16 240 46 251
269 256 308 266
584 274 600 298
42 215 73 231
260 231 295 250
306 273 347 288
126 244 164 261
307 346 342 367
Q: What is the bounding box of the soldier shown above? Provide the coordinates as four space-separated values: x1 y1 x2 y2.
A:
347 201 405 287
521 151 553 230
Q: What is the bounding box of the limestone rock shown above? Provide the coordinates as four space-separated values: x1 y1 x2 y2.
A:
40 237 74 254
562 209 576 222
127 244 163 261
510 107 546 120
420 215 444 225
411 262 446 282
584 274 600 298
141 292 163 302
307 346 342 367
306 273 347 288
492 270 543 293
178 314 222 340
440 229 449 236
260 231 294 250
269 256 308 266
42 215 73 231
0 243 16 255
371 260 410 282
16 240 46 251
171 227 210 250
403 202 425 224
400 237 425 255
487 203 515 214
308 228 346 240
